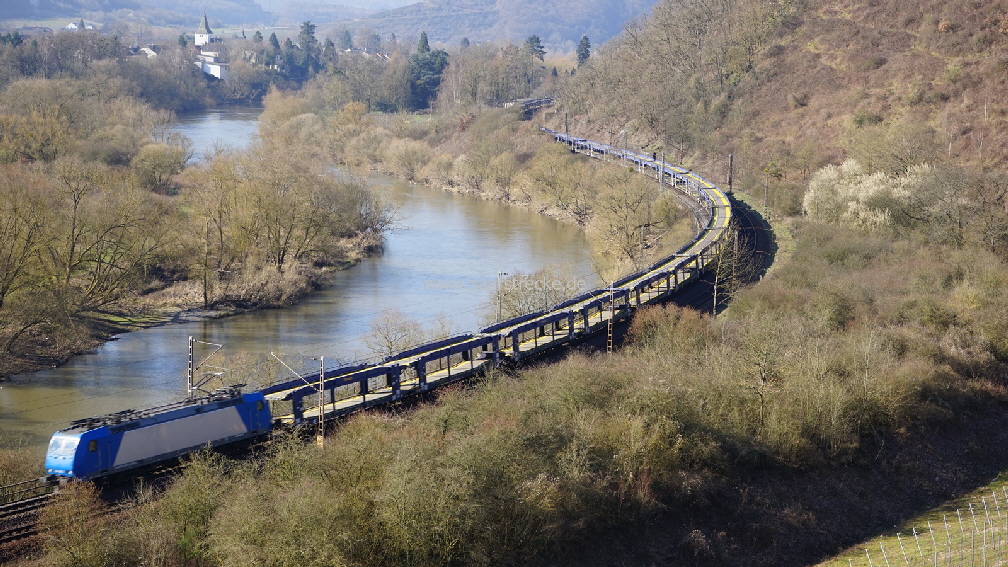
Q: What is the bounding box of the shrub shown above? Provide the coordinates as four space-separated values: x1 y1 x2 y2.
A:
155 450 232 563
383 138 432 181
131 142 187 191
852 111 883 127
418 152 456 186
38 482 115 567
344 128 391 166
788 92 809 109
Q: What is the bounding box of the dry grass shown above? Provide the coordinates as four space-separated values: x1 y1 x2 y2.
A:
0 433 42 486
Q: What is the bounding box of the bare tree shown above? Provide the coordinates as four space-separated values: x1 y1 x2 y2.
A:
0 166 45 310
364 309 425 358
589 168 657 274
711 221 758 315
489 264 583 322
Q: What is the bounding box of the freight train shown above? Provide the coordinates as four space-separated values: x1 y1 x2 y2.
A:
44 130 733 482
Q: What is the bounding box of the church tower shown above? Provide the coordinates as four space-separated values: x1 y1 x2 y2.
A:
194 12 213 46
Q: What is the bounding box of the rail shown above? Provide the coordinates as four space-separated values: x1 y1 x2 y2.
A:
0 478 55 506
262 128 733 425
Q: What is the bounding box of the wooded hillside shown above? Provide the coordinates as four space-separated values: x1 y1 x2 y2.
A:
328 0 657 50
564 0 1008 219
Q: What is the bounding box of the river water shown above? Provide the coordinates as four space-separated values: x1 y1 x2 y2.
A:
0 106 598 453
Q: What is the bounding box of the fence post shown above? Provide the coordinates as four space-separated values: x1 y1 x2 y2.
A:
929 521 938 565
958 510 966 566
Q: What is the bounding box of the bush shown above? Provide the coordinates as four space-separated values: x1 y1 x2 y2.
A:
38 482 115 567
344 128 391 166
384 138 433 181
418 153 456 186
852 111 883 127
131 143 187 191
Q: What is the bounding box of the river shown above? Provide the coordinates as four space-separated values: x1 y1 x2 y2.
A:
0 106 599 454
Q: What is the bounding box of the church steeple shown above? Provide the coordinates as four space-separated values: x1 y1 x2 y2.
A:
197 12 212 35
195 12 214 46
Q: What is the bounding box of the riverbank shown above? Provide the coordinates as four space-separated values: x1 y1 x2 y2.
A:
0 238 377 381
341 110 703 286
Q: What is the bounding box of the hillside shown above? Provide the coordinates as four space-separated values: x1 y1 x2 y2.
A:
565 0 1008 217
325 0 657 50
3 0 273 29
721 0 1008 211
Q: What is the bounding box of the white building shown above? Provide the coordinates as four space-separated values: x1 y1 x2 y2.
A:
194 12 214 46
196 51 228 80
194 13 227 80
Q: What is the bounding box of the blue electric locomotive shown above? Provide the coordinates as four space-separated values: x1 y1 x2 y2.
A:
45 388 272 479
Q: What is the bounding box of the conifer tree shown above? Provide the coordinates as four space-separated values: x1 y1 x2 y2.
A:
576 35 590 67
524 35 545 61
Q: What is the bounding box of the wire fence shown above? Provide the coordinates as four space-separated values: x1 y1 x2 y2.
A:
822 481 1008 567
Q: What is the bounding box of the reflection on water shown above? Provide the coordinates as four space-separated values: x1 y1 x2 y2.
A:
174 105 262 161
0 108 598 455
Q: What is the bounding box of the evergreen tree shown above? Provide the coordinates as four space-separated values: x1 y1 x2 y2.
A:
253 30 263 43
460 37 470 48
408 45 447 109
576 35 590 67
295 22 321 78
298 21 317 48
178 33 189 47
417 31 430 54
524 35 545 61
321 37 338 65
78 18 86 30
279 38 298 79
0 32 23 46
340 29 353 49
269 32 280 50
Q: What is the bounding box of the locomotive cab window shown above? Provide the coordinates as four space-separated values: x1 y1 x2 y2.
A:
48 436 79 455
88 440 97 452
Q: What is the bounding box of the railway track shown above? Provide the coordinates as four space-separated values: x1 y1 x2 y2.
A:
0 493 51 545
